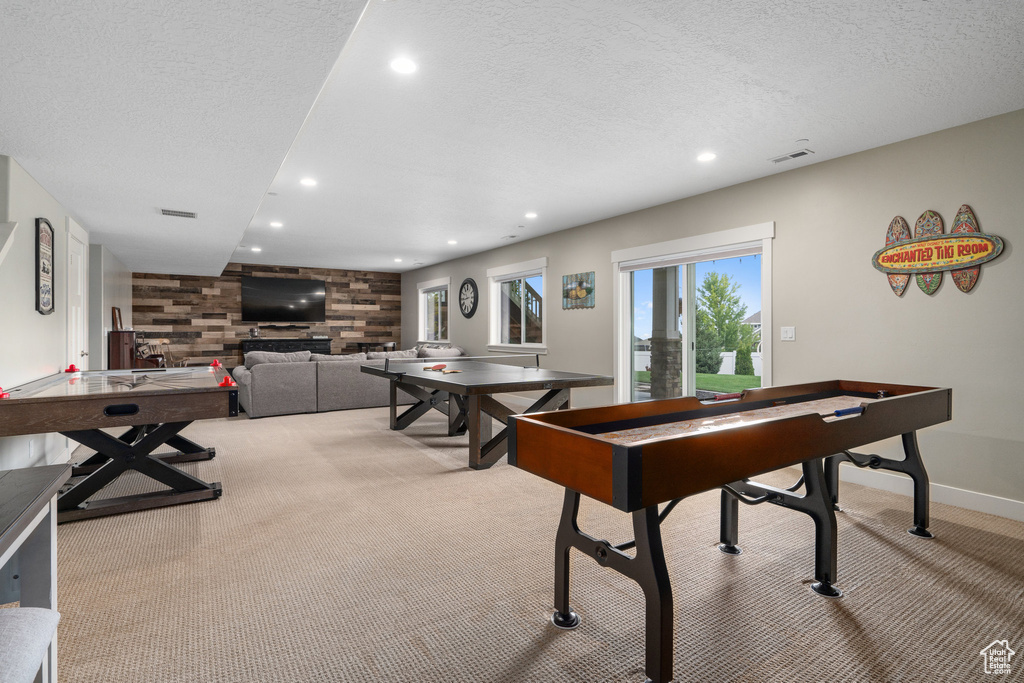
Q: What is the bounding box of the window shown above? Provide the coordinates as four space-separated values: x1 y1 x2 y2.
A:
487 257 547 352
417 277 450 343
611 223 774 403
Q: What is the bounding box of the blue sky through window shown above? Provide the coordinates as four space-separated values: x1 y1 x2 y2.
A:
632 254 761 339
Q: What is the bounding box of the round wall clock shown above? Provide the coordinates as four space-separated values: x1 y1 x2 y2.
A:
459 278 479 318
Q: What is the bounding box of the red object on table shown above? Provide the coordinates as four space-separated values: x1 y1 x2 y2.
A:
427 364 446 371
210 359 222 367
0 387 8 399
711 392 743 401
218 376 235 387
64 364 79 373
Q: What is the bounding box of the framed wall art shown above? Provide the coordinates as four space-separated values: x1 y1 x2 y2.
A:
562 271 595 309
36 217 54 315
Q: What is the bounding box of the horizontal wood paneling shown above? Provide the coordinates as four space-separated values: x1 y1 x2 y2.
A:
132 262 401 366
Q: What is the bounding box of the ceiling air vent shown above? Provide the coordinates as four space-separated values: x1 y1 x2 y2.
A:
160 208 198 219
769 149 814 164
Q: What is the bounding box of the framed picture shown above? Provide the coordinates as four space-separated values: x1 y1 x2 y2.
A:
562 271 596 309
35 218 54 315
111 306 123 331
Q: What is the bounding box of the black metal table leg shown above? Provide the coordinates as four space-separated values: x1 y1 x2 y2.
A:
549 488 675 683
718 488 742 555
552 489 581 629
722 459 841 598
825 430 934 538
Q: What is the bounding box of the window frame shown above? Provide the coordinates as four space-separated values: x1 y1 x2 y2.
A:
417 276 450 344
486 256 548 354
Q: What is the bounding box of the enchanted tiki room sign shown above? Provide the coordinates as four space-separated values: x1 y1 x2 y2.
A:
872 205 1004 296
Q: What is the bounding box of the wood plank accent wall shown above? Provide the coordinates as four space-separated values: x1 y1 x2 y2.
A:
132 262 401 367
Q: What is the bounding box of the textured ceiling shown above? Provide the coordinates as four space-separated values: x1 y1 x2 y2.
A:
2 1 1023 275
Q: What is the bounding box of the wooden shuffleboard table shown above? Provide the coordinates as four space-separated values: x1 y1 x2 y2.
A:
361 355 613 469
508 380 952 683
0 366 238 523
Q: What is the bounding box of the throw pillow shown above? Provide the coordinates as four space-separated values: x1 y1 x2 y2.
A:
310 353 368 362
244 350 312 369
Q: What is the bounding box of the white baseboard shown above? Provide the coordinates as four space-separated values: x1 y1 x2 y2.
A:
838 465 1024 523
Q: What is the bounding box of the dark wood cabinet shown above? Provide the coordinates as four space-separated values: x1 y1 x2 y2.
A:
108 331 137 370
240 338 331 355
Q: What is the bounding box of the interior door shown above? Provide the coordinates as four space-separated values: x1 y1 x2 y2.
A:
66 217 89 369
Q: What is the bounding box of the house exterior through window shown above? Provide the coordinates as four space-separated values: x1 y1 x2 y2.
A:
486 257 547 353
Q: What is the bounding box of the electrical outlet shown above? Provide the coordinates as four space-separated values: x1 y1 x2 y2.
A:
781 326 795 341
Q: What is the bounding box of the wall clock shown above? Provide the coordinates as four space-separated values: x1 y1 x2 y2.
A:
459 278 478 318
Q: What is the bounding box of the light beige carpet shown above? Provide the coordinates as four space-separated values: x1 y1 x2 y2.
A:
55 408 1024 682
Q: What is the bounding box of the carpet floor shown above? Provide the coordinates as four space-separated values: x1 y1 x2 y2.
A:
55 408 1024 682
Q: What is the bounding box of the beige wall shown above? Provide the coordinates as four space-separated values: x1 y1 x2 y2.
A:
0 156 77 468
402 110 1024 508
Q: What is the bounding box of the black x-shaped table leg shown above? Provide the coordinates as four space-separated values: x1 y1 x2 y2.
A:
57 421 222 523
71 424 216 476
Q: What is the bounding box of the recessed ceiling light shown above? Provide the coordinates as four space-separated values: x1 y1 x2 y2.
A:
697 152 717 162
448 240 457 245
390 57 417 74
270 221 283 228
525 212 537 219
300 178 317 187
251 247 262 252
394 258 403 262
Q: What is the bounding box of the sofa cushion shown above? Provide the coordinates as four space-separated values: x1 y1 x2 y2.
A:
310 352 367 362
244 350 311 369
367 349 418 360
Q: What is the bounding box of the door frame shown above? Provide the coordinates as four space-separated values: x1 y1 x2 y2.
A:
611 222 774 404
66 217 89 369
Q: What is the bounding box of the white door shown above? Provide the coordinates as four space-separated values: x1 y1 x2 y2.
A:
66 218 89 369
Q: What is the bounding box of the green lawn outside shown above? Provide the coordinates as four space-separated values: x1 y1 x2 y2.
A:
633 371 761 394
695 373 761 393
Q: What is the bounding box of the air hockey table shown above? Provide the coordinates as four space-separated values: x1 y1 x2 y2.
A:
0 365 238 523
508 379 952 683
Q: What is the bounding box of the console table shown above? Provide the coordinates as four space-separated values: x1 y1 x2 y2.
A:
0 464 71 683
240 338 331 355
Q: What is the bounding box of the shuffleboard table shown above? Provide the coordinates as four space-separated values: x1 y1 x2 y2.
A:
508 380 952 683
361 355 613 469
0 366 238 523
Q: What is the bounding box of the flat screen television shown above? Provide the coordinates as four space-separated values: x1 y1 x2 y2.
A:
241 276 327 323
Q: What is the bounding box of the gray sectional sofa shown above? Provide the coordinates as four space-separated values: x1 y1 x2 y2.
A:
231 347 461 418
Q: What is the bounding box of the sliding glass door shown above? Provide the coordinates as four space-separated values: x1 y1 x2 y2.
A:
628 254 763 401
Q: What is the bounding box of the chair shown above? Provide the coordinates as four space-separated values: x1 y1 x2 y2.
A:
149 338 189 367
0 607 60 683
133 335 165 368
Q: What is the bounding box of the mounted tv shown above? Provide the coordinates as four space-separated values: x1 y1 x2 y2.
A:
241 276 327 323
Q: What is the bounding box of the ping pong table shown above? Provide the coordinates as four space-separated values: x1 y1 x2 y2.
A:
360 355 613 469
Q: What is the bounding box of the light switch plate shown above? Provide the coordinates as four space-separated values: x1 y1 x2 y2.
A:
781 326 795 341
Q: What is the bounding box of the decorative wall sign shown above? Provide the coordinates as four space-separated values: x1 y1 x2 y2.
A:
35 217 54 315
949 204 983 292
913 210 944 294
884 216 912 296
562 271 595 309
872 205 1003 296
